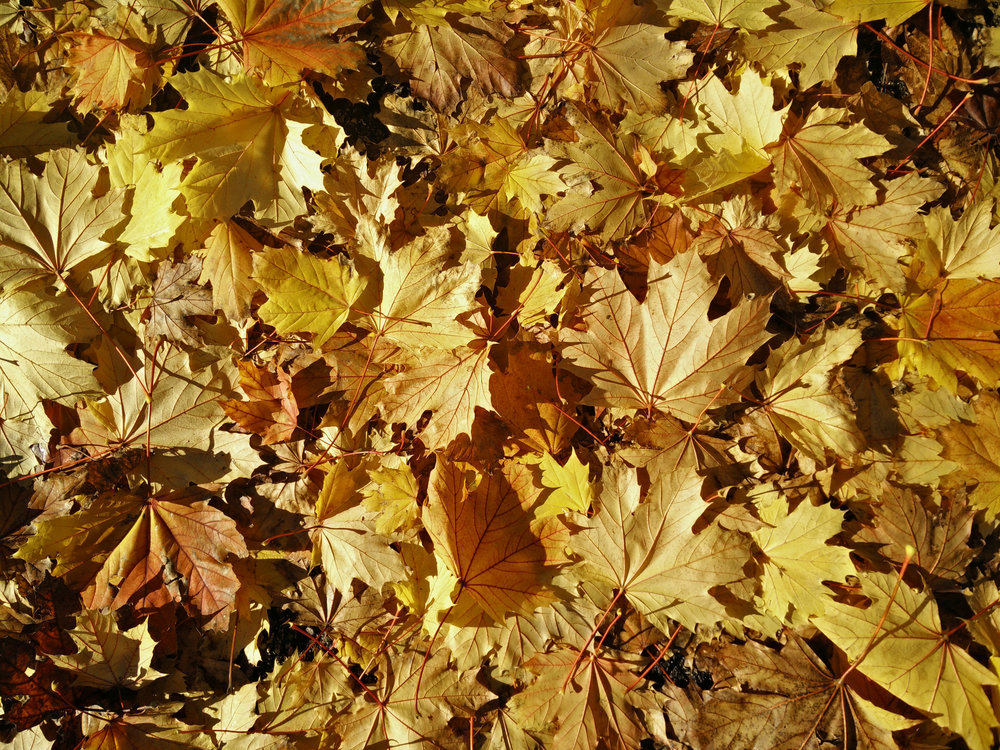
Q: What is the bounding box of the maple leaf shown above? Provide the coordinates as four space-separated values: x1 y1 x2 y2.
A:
16 488 248 627
353 223 481 352
45 609 161 689
571 462 754 632
380 344 494 448
937 391 1000 518
822 172 943 290
117 159 186 263
511 647 655 749
827 0 928 26
66 30 160 111
915 198 1000 285
442 115 566 219
385 14 522 112
892 278 1000 392
253 246 366 348
561 251 772 421
74 344 258 487
663 0 779 30
205 682 259 741
666 635 917 749
309 461 406 591
691 206 794 299
216 0 365 84
2 725 53 750
535 449 594 518
256 650 351 735
755 325 865 459
0 149 126 289
0 89 74 156
332 649 488 750
495 258 567 326
141 257 215 345
360 455 420 535
6 0 1000 745
197 219 261 320
853 481 975 585
815 570 999 750
740 0 858 89
620 412 748 485
221 359 300 444
0 285 100 475
142 70 333 222
673 72 788 197
546 104 661 241
79 711 214 750
0 638 72 733
421 460 567 628
767 106 889 211
490 341 587 455
750 487 854 625
575 0 693 113
314 148 404 244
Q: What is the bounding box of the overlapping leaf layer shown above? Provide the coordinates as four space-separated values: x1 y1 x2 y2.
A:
2 0 1000 748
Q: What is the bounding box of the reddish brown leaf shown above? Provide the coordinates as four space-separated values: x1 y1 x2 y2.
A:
222 359 300 444
218 0 365 82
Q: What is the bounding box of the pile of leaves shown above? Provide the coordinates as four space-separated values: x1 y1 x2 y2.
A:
4 0 1000 747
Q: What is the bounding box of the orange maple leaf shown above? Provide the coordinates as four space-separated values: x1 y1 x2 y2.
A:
67 32 159 111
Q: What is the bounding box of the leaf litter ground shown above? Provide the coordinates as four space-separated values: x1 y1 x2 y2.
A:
2 1 1000 749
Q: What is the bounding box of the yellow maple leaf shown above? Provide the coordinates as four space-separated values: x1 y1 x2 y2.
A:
142 70 336 222
816 570 999 750
253 246 366 348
